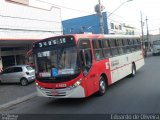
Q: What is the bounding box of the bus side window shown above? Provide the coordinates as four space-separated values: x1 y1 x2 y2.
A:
92 39 104 60
128 39 134 52
137 39 141 50
117 39 124 55
133 39 138 51
78 39 92 75
102 39 112 58
109 39 119 57
123 39 131 53
80 50 92 68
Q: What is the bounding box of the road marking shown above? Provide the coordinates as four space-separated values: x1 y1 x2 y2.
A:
0 92 37 110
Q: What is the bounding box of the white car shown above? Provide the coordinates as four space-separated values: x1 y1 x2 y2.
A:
0 65 35 86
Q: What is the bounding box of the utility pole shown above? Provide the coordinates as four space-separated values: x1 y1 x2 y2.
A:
98 0 105 34
140 11 145 56
146 16 150 52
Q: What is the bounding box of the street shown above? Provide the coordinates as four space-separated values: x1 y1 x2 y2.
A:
0 82 36 105
0 55 160 114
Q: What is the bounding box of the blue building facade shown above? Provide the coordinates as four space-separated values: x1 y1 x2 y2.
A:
62 12 108 34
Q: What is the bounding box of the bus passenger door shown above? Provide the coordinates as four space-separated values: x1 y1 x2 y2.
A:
78 39 95 96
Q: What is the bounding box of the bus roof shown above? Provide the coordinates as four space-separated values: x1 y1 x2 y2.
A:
70 34 140 39
33 34 140 44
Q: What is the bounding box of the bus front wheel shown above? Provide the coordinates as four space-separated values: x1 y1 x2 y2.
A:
98 76 106 96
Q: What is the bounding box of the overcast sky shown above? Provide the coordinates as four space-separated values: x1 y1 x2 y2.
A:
32 0 160 34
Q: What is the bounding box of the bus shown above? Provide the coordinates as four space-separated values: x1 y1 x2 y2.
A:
32 34 144 98
152 40 160 55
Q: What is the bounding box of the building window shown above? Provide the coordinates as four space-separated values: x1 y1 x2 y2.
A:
126 30 129 35
115 25 119 30
70 28 74 33
110 23 114 29
119 25 122 30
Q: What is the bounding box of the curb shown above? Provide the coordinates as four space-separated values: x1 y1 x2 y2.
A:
0 92 37 110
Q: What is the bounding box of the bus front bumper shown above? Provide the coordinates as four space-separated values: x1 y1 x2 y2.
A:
36 85 85 98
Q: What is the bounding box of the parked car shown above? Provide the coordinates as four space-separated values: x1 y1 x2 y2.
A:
0 65 35 86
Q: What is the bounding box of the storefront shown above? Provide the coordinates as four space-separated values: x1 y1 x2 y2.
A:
0 39 38 69
0 0 62 70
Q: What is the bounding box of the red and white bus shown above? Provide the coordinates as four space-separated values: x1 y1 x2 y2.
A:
32 34 144 98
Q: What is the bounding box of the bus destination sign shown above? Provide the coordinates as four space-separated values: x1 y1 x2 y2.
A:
35 36 75 49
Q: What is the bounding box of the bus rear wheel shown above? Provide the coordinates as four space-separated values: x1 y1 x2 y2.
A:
98 76 106 96
130 63 136 77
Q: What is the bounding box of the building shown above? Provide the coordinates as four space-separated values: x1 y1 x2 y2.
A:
63 12 108 34
107 13 124 34
62 11 137 35
0 0 62 69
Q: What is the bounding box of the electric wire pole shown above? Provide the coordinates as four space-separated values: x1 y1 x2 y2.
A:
140 11 145 56
98 0 105 34
146 16 150 52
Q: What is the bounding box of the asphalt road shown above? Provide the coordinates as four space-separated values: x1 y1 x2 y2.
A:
0 55 160 114
0 82 36 105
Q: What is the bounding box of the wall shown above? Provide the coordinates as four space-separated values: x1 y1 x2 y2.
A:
107 13 124 34
0 0 62 39
0 0 63 68
62 12 108 34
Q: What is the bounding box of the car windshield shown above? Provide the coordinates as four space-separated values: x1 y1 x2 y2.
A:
35 46 80 77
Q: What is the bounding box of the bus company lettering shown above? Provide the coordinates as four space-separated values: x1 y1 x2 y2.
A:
111 60 119 67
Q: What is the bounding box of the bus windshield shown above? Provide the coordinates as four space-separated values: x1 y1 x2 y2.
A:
36 46 80 78
33 36 81 79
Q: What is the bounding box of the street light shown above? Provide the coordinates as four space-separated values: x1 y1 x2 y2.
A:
96 0 133 34
108 0 133 18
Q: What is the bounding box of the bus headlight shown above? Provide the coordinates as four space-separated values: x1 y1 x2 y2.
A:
72 79 82 88
36 82 39 86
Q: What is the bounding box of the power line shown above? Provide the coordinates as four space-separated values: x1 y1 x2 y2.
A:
0 14 61 23
35 0 92 14
0 27 62 33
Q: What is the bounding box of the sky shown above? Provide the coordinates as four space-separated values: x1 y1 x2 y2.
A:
31 0 160 35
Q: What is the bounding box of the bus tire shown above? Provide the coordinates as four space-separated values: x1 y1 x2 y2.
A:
97 76 107 96
130 63 136 77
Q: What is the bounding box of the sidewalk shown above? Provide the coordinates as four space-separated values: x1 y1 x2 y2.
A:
0 82 37 109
